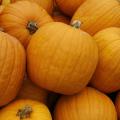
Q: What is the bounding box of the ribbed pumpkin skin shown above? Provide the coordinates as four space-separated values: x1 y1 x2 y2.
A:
27 22 98 95
0 99 52 120
17 74 48 104
0 32 25 106
54 87 117 120
0 1 53 48
55 0 85 16
91 27 120 93
72 0 120 35
115 92 120 119
11 0 53 14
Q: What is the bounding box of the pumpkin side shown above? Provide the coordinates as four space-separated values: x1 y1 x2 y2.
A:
0 32 26 106
54 87 117 120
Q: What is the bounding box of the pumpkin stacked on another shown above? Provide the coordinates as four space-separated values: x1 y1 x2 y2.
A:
0 99 52 120
11 0 53 14
54 87 117 120
55 0 85 16
27 21 98 95
17 74 48 104
71 0 120 35
0 31 26 107
115 92 120 119
91 27 120 93
0 0 53 48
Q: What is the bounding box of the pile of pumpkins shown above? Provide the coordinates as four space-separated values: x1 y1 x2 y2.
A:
0 0 120 119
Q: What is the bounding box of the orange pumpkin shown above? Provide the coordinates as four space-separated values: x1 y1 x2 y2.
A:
54 87 117 120
71 0 120 35
17 74 48 104
0 31 25 107
0 1 53 48
115 92 120 119
11 0 53 14
55 0 85 16
0 99 52 120
53 11 70 24
27 21 98 95
91 27 120 93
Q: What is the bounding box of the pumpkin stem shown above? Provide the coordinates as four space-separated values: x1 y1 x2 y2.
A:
27 21 38 34
16 105 33 120
71 20 82 29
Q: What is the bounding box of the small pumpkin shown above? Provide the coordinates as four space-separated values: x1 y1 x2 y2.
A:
0 1 53 48
27 21 98 95
53 11 70 24
0 31 25 106
55 0 85 16
115 92 120 119
11 0 53 14
71 0 120 35
0 99 52 120
54 87 117 120
17 74 48 104
91 27 120 93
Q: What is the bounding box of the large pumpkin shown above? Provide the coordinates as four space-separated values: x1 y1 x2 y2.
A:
115 92 120 119
71 0 120 35
0 31 25 106
17 74 48 104
90 27 120 93
11 0 53 14
0 99 52 120
55 0 85 16
27 21 98 95
0 1 53 48
54 87 117 120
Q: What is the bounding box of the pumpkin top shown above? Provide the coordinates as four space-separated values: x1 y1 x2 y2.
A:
0 0 53 48
0 99 52 120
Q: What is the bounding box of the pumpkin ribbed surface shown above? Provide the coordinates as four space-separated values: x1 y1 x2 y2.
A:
0 32 25 106
0 1 53 48
72 0 120 35
27 22 98 95
54 87 117 120
91 27 120 93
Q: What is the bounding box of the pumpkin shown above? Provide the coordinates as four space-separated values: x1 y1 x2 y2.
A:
71 0 120 35
17 74 48 104
27 21 98 95
90 27 120 93
0 99 52 120
0 1 53 48
54 87 117 120
11 0 53 14
53 11 70 24
115 92 120 119
0 31 25 107
55 0 85 16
